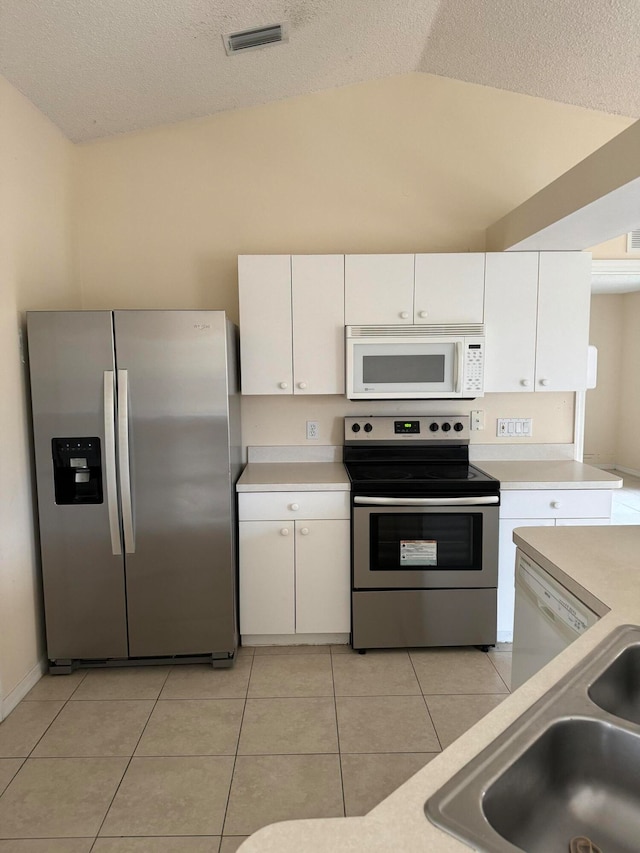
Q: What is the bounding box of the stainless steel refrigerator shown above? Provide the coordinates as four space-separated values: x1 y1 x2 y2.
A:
27 310 242 673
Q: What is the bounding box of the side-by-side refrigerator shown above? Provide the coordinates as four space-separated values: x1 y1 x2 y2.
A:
27 310 242 673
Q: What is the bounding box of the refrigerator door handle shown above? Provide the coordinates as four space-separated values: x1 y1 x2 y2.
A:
103 371 122 556
117 369 136 554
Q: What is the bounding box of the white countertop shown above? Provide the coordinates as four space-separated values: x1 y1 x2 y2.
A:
475 459 622 490
237 462 350 492
239 524 640 852
237 458 621 493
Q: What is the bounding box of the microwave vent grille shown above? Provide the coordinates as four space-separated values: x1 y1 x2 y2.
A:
347 324 484 338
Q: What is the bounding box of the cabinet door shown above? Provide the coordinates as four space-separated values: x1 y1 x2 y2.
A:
345 254 414 325
238 255 293 394
239 521 295 635
497 517 554 642
295 520 350 634
484 253 538 392
414 253 485 324
535 252 591 392
292 255 345 394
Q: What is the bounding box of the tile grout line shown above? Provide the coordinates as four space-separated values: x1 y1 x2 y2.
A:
219 651 255 843
406 652 444 753
329 647 347 819
88 664 174 851
485 652 512 693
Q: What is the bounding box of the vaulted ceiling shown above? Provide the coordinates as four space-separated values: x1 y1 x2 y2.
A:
1 0 638 143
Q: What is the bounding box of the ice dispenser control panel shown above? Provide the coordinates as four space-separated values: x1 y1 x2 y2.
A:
52 437 103 504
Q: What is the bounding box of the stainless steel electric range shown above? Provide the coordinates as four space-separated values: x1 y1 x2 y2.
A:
343 415 500 651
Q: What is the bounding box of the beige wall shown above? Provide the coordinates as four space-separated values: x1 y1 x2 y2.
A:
73 72 631 448
584 294 624 466
241 393 575 448
75 72 632 319
0 76 78 710
618 291 640 472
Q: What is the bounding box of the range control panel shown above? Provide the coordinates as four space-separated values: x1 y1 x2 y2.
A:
344 415 470 443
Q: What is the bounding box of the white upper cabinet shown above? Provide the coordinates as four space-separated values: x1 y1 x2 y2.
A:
239 254 344 395
238 255 292 395
484 251 591 393
344 254 414 325
292 255 345 394
535 252 591 392
414 253 485 324
484 252 538 392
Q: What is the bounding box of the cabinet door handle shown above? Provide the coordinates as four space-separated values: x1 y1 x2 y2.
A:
540 378 550 387
300 527 309 536
279 381 288 390
399 311 409 320
289 503 299 511
418 311 428 319
551 501 561 509
297 381 307 389
521 379 531 387
280 528 290 536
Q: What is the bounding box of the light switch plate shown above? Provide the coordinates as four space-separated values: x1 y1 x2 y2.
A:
497 418 533 437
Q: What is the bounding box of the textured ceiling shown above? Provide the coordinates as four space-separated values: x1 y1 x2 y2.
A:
1 0 638 143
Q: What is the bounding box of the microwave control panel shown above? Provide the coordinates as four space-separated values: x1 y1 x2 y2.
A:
463 343 484 395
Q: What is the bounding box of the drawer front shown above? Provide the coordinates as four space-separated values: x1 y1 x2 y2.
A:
500 489 612 519
239 491 350 521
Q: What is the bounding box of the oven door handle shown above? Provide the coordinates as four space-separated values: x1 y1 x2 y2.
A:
353 496 499 506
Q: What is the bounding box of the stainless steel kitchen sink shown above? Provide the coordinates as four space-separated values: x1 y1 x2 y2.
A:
425 624 640 853
589 644 640 725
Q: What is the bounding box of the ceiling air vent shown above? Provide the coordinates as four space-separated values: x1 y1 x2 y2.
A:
223 23 288 56
627 230 640 252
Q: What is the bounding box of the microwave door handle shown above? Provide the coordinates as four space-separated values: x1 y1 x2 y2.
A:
455 341 464 393
354 496 499 506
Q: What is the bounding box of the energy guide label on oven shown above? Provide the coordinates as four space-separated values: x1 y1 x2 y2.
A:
400 540 437 566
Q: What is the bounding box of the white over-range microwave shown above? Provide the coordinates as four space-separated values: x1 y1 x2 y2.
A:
345 324 485 400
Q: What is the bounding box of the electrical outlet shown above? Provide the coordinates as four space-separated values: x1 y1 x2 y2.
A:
470 410 484 431
306 420 319 440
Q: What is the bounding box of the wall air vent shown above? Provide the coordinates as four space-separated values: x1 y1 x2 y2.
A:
627 230 640 252
223 23 288 56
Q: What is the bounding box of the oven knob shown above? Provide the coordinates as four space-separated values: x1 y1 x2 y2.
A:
363 423 373 433
441 422 452 432
429 422 439 432
351 423 361 432
454 422 464 432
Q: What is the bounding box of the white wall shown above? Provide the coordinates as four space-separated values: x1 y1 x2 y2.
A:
0 76 78 715
618 291 640 473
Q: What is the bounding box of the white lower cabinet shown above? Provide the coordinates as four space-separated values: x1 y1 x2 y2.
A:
497 490 613 642
238 492 350 639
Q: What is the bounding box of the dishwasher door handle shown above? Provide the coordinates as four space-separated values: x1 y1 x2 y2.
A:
353 496 499 506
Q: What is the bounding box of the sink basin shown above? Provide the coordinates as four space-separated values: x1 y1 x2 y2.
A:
483 718 640 853
426 625 640 853
589 644 640 725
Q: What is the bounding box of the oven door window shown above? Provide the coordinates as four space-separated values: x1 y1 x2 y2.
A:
370 512 482 571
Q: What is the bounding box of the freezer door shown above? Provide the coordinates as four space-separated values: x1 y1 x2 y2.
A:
27 311 128 660
113 311 236 657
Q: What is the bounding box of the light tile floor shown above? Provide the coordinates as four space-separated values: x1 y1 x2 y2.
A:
0 644 512 851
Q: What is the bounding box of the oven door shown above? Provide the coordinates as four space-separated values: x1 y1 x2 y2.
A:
352 497 499 589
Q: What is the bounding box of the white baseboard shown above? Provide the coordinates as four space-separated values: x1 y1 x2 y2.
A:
0 658 47 721
242 633 350 647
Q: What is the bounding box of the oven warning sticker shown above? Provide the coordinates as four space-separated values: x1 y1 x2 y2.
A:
400 540 437 566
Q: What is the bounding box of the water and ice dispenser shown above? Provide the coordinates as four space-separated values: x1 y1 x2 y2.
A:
51 438 103 504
